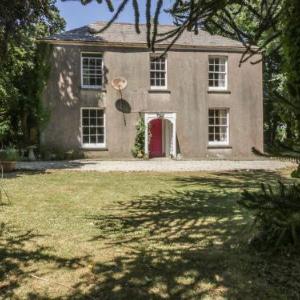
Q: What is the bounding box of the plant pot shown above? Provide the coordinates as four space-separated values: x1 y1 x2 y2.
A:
0 161 16 172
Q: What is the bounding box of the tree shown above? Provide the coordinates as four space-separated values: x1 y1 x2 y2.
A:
0 1 65 147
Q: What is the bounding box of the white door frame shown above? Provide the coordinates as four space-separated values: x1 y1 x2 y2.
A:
144 112 177 158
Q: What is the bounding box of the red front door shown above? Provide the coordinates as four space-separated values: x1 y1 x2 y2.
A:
149 119 163 158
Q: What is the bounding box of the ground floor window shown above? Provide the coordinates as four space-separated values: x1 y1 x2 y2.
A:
81 108 105 148
208 108 229 145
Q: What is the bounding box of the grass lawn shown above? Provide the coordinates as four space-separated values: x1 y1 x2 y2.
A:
1 169 300 299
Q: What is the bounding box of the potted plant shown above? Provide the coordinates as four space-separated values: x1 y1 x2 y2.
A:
0 148 19 172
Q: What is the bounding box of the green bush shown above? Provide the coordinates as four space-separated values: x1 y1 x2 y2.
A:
0 148 19 161
132 118 146 158
238 181 300 250
291 164 300 178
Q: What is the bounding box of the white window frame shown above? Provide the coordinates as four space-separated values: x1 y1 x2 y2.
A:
208 108 230 146
81 52 103 89
208 56 228 91
150 55 168 89
80 107 106 149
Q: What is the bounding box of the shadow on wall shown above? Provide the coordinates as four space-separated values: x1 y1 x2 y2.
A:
52 46 110 108
115 98 131 114
44 45 111 151
176 135 181 157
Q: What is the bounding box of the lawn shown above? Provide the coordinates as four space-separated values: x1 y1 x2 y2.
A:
1 169 300 299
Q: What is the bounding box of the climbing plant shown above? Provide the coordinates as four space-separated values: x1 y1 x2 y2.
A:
132 117 146 158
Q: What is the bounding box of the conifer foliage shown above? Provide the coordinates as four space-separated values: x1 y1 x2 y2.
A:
239 181 300 249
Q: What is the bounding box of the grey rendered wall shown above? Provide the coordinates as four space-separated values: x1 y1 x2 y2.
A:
41 44 263 159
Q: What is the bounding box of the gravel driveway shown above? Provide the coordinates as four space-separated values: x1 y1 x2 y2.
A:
16 159 296 172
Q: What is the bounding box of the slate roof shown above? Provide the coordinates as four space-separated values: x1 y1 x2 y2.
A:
45 21 244 49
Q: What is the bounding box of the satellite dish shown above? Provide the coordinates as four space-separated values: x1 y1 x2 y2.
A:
111 77 128 91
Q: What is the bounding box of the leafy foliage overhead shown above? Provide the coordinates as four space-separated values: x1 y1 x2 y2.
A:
0 0 65 58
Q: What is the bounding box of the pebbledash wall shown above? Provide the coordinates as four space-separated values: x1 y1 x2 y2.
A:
41 43 263 159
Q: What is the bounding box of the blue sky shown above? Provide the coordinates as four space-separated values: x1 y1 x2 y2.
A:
56 0 174 31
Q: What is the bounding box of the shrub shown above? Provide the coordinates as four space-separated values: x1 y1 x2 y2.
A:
291 164 300 178
238 181 300 249
132 118 146 158
0 148 19 161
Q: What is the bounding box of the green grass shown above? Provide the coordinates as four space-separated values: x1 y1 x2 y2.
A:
0 169 300 299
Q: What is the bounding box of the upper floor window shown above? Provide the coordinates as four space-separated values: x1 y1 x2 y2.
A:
81 53 103 88
208 108 229 145
208 57 227 90
150 56 167 89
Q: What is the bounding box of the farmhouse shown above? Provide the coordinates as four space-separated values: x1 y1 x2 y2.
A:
41 22 263 159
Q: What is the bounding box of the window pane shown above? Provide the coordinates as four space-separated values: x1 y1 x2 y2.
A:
220 134 227 142
83 136 89 143
82 118 89 126
89 78 95 86
83 127 89 135
90 136 96 143
90 118 96 126
89 110 96 117
97 135 104 143
96 110 103 118
219 80 225 87
97 127 104 135
83 78 89 86
219 110 227 118
220 118 227 125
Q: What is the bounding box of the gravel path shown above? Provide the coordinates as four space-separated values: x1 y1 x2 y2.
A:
16 159 296 172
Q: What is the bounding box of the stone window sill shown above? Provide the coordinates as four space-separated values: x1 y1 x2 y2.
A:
81 147 108 151
80 86 107 92
148 89 171 94
207 145 232 149
207 90 231 94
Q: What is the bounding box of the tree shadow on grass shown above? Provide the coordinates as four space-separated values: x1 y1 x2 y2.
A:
24 171 300 299
0 223 90 299
77 171 299 300
173 170 285 190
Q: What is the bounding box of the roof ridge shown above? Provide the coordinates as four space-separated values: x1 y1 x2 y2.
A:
44 21 245 50
89 21 176 27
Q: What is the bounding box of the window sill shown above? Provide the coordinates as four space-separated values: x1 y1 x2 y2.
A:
80 86 107 92
207 90 231 94
81 147 108 151
148 89 171 94
207 145 232 149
